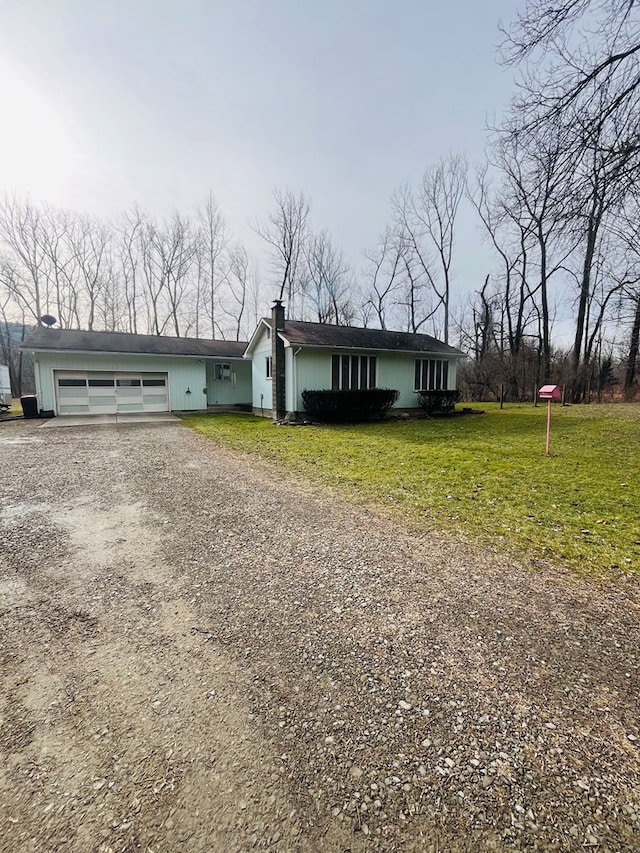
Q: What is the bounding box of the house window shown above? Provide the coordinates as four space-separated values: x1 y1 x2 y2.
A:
331 354 377 390
214 362 232 381
266 356 272 379
414 359 449 391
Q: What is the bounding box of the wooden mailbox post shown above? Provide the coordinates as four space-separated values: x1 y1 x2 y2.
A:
538 384 561 455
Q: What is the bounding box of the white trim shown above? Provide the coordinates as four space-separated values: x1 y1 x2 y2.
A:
243 318 272 357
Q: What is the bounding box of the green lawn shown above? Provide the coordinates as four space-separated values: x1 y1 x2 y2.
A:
182 403 640 577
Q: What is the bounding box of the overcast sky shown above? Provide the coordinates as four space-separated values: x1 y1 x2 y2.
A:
0 0 518 306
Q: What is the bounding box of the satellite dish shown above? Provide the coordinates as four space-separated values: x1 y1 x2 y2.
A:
40 315 57 327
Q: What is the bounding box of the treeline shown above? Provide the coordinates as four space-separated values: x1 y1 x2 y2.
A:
458 0 640 402
2 0 640 402
0 192 258 343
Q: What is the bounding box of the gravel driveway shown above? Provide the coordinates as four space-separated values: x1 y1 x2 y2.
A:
1 418 639 852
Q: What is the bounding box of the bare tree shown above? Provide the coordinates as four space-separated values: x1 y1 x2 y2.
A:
302 230 353 324
195 192 228 338
362 228 406 330
138 217 167 335
68 214 112 331
610 187 640 395
467 130 590 398
501 0 640 148
494 0 640 394
220 242 250 341
468 163 530 397
492 121 578 379
143 212 197 337
36 205 81 328
115 207 146 334
393 154 466 342
242 260 263 340
0 192 264 340
624 288 640 394
0 194 49 325
254 188 309 313
93 257 124 332
543 85 636 398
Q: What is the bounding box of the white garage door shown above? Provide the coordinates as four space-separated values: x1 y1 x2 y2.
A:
55 371 169 415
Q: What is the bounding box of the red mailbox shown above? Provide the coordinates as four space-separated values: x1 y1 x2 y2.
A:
538 384 560 400
538 385 561 455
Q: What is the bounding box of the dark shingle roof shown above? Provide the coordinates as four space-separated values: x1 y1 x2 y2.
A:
279 320 464 356
22 328 247 358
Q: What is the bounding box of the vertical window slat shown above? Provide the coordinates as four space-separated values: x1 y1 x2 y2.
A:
360 357 368 390
341 356 350 390
331 354 340 390
429 360 436 390
350 355 359 390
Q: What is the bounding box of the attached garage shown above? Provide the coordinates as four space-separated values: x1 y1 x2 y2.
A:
22 328 252 417
55 371 169 415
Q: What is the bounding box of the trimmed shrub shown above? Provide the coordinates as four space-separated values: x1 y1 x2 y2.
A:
417 389 461 415
302 388 400 423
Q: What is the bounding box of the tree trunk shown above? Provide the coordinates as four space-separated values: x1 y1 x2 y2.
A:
624 295 640 396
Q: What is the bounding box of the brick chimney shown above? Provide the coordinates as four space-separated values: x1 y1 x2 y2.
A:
271 300 286 420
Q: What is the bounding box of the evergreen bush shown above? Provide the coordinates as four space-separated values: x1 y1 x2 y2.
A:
301 388 400 422
417 389 461 415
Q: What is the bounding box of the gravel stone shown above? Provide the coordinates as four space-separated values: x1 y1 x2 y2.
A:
1 419 639 852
